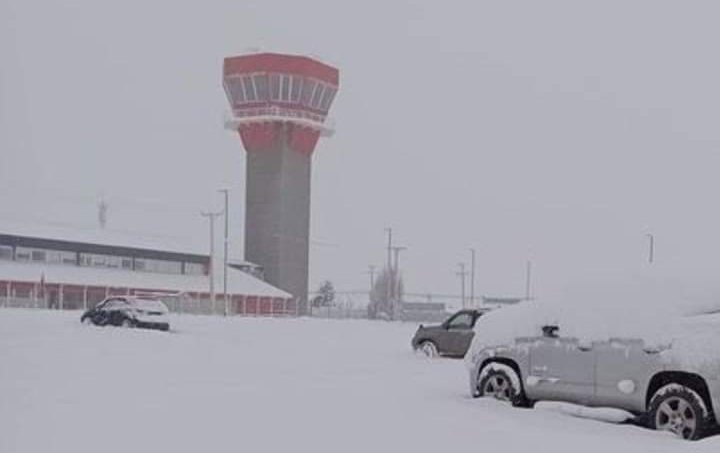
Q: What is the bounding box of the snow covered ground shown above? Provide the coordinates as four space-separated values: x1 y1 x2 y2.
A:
1 309 719 453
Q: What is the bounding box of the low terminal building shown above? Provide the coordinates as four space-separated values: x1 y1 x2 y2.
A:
0 224 294 316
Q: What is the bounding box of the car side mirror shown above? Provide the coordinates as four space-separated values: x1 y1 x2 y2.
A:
542 325 559 338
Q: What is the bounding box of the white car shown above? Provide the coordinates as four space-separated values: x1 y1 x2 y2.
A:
81 296 170 331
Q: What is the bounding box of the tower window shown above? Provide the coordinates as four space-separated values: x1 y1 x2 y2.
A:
300 79 316 106
290 76 302 102
310 83 325 109
227 77 245 104
242 76 257 102
320 86 336 111
269 74 281 101
253 74 269 102
281 75 290 101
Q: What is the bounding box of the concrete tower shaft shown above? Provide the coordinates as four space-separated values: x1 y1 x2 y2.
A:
222 53 339 314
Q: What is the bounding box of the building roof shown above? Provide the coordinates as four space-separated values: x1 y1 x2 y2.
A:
224 53 339 86
0 219 205 257
0 260 291 299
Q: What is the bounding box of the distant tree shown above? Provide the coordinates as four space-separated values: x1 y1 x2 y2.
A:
368 267 404 320
312 280 336 307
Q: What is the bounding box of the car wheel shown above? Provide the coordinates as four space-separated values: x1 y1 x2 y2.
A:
649 384 709 440
120 318 135 328
418 341 439 358
477 365 530 407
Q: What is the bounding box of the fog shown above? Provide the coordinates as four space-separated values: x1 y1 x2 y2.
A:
3 0 720 303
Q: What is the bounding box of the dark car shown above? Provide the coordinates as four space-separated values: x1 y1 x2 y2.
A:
81 296 170 331
411 309 489 358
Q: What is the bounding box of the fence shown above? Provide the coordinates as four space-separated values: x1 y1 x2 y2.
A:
307 295 452 323
0 294 298 317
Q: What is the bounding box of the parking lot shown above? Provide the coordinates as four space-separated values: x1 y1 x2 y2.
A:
1 309 719 453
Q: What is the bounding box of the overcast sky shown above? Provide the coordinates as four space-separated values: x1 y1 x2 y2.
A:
3 0 720 304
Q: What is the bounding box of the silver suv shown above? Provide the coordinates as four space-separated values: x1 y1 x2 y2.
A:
466 313 720 440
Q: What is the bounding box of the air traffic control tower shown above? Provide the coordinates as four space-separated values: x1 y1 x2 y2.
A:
222 53 339 314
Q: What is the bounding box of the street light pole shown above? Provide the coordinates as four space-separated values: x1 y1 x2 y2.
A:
218 189 230 316
469 248 476 308
201 210 223 315
391 246 407 314
525 260 532 301
457 263 467 308
646 234 655 264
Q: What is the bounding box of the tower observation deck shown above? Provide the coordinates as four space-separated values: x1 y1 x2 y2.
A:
222 52 340 314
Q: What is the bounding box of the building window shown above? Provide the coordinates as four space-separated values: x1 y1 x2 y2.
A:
15 247 32 262
242 76 257 102
300 78 316 106
184 262 206 276
31 250 46 262
80 253 130 270
253 74 269 102
138 258 182 274
0 246 12 261
46 250 77 265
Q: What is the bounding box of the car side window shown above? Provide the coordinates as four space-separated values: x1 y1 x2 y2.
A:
447 313 474 330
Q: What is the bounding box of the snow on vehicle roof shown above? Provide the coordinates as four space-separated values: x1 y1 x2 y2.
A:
0 260 291 299
128 298 169 312
466 272 720 372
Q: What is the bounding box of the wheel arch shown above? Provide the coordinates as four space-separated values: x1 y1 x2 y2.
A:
478 357 524 388
477 357 533 407
646 371 714 416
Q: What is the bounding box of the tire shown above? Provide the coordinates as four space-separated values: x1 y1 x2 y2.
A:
120 318 135 328
648 384 710 440
418 341 439 358
477 364 531 408
81 316 94 325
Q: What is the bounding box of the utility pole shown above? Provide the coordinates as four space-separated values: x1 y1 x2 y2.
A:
457 263 467 308
218 189 230 316
98 197 108 229
367 265 376 291
646 233 655 264
201 210 223 314
469 248 476 308
384 227 393 303
391 246 407 314
525 260 532 301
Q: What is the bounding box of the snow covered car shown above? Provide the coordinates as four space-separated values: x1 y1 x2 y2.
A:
465 301 720 440
412 309 490 357
81 296 170 331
